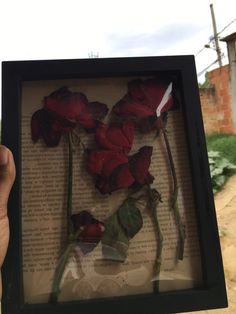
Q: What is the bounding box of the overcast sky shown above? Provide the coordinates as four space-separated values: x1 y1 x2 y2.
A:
0 0 236 114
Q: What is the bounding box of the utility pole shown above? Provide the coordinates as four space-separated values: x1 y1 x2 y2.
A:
210 3 222 67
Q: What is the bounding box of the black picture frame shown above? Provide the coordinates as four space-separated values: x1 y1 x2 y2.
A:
1 56 227 314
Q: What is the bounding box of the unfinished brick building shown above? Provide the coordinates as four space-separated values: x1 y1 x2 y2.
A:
199 65 234 133
199 32 236 134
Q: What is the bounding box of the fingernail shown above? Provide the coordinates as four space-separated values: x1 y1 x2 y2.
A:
0 146 9 166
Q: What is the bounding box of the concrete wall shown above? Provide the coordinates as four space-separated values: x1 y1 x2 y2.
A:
199 65 234 134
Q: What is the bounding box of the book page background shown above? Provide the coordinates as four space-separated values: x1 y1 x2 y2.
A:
21 78 202 304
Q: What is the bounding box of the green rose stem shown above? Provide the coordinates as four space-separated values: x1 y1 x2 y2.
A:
147 186 163 293
49 230 82 304
49 242 74 303
161 128 185 260
49 132 75 303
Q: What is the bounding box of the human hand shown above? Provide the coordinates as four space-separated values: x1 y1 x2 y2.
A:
0 146 16 299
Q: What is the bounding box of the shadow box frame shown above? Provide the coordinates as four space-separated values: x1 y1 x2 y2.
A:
1 56 227 314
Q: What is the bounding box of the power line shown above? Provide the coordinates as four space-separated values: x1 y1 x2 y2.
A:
195 17 236 57
195 46 207 57
218 18 236 36
197 59 218 77
196 6 236 79
195 36 215 57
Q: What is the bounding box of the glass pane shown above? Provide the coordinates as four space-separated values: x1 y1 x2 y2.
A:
21 76 202 304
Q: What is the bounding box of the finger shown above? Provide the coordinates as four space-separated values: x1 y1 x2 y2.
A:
0 146 15 300
0 146 16 269
0 145 16 220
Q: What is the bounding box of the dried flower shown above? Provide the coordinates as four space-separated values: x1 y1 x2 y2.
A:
86 146 154 194
113 79 174 133
31 87 108 146
71 211 105 254
95 121 135 154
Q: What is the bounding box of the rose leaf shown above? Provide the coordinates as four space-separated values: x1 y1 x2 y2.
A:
102 213 129 262
118 200 143 239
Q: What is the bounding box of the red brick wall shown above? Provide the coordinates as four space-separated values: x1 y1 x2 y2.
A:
199 65 234 134
199 87 219 133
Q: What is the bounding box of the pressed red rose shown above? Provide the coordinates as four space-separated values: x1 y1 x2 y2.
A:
87 150 134 194
71 210 105 254
31 87 108 146
44 87 108 129
96 163 135 195
129 146 154 185
87 150 128 176
95 121 135 154
87 146 154 194
31 108 76 147
112 78 174 133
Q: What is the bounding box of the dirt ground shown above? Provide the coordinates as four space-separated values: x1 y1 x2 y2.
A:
185 175 236 314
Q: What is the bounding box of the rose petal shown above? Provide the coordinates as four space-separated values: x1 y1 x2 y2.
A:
88 101 109 121
129 146 154 184
142 79 173 112
113 98 154 119
110 122 134 153
31 109 62 146
71 211 105 254
87 149 135 194
102 152 128 176
112 78 175 134
87 150 128 177
80 223 104 243
44 87 88 122
77 111 96 129
112 164 135 190
71 211 97 231
95 122 134 153
95 163 134 194
79 223 104 254
87 150 110 175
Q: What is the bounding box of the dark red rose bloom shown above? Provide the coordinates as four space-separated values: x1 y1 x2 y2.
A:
44 87 108 129
95 121 135 154
129 146 154 185
87 150 134 194
112 79 174 133
31 87 108 146
86 146 154 194
71 210 104 254
31 108 76 147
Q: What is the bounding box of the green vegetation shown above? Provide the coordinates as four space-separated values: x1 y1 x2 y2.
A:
206 133 236 165
208 151 236 193
206 134 236 192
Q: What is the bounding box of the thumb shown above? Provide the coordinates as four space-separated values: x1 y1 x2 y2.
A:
0 145 16 218
0 145 16 300
0 145 16 268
